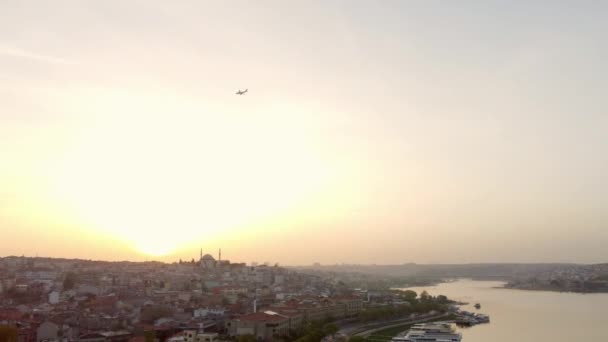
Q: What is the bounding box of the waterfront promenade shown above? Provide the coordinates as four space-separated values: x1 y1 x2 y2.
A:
338 312 450 337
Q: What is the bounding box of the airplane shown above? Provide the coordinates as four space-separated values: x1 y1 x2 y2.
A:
236 89 248 95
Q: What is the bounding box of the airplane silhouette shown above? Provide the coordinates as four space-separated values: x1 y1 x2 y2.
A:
236 89 248 95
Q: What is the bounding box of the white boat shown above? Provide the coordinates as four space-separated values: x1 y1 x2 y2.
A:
392 322 462 342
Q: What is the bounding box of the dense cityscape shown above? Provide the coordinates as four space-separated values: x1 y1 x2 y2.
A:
0 253 453 342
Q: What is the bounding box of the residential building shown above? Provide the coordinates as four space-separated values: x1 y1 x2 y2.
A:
183 330 218 342
36 321 59 342
228 312 289 341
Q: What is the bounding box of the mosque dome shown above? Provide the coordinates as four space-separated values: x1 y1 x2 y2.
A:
202 254 215 261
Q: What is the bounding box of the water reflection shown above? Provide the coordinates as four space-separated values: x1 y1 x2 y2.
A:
400 279 608 341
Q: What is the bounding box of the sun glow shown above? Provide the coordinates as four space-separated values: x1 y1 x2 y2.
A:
49 90 334 257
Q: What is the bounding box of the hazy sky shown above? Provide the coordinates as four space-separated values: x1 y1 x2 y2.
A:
1 1 607 264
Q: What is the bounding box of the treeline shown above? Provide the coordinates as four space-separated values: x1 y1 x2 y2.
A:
357 290 448 323
234 320 339 342
292 321 339 342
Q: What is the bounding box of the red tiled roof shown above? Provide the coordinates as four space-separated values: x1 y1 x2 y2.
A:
0 308 22 320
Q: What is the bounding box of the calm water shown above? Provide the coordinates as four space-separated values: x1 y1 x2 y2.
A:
402 279 608 341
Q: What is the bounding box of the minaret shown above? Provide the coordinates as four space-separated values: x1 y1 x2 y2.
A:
200 248 202 260
219 248 222 261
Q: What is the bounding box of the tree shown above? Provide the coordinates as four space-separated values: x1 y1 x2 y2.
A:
436 295 448 304
295 322 325 342
0 325 18 342
236 335 256 342
63 272 77 290
401 290 417 302
323 323 339 336
144 330 156 342
349 337 366 342
140 306 174 324
420 290 431 302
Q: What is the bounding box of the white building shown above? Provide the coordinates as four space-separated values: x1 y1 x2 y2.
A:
77 284 101 296
193 308 227 318
48 291 60 305
36 321 59 342
274 275 285 285
25 270 58 281
183 331 218 342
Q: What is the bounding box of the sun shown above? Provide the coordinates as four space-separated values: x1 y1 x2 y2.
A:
48 91 335 257
134 240 173 257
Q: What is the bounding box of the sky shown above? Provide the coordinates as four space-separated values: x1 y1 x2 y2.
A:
1 1 607 265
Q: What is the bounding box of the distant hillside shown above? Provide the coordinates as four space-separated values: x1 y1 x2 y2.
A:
293 263 588 280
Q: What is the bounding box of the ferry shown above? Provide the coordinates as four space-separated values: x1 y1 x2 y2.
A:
391 322 462 342
455 311 490 326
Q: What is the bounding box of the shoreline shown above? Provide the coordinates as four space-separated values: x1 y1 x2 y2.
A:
349 312 451 337
398 277 608 295
500 284 608 294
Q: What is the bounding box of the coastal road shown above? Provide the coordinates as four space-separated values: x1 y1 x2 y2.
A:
337 312 449 337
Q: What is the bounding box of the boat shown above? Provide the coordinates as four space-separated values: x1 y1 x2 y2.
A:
454 310 490 326
392 322 462 341
474 313 490 323
455 316 476 327
474 303 481 309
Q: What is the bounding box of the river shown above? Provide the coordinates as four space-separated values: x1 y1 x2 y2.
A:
401 279 608 341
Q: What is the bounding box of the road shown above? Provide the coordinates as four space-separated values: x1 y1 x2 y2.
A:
337 312 449 337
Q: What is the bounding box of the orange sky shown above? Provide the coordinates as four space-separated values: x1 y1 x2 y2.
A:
1 1 608 264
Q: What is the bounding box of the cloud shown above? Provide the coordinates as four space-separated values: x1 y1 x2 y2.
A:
0 44 76 65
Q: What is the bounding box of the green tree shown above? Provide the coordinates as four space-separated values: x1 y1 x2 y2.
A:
323 323 339 336
144 330 156 342
401 290 417 302
349 337 366 342
236 335 256 342
0 325 19 342
63 272 77 290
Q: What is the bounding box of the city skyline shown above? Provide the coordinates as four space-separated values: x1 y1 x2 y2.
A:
2 1 608 264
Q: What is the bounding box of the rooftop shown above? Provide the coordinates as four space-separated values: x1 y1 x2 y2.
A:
236 312 287 322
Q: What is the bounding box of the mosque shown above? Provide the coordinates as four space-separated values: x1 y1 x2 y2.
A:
199 248 229 269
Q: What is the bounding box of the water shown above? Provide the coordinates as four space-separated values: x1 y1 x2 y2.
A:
402 279 608 341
